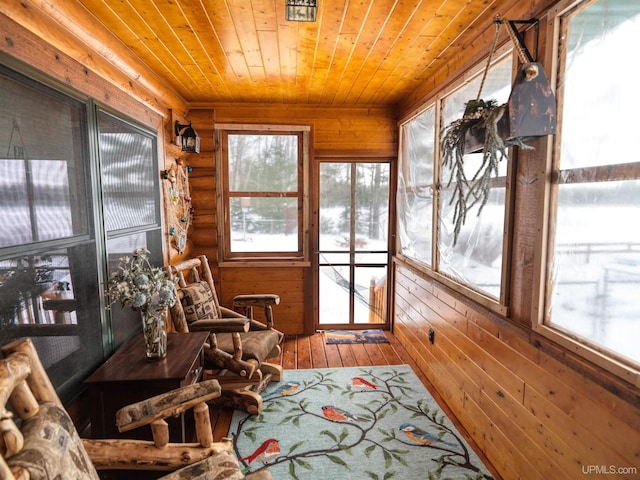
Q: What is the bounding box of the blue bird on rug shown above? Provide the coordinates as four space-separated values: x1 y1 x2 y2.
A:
238 438 280 464
399 423 458 448
263 381 300 399
322 405 367 423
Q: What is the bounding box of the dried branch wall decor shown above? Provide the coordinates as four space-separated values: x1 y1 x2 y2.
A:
163 162 193 254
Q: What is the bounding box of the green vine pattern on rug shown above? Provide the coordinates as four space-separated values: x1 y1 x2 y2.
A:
230 368 492 480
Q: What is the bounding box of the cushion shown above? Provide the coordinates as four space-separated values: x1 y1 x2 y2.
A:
157 451 245 480
180 281 219 325
210 330 281 364
7 402 100 480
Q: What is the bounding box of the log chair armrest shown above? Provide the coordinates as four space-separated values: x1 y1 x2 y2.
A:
187 318 250 333
233 294 280 308
233 294 280 329
218 306 249 318
116 379 221 433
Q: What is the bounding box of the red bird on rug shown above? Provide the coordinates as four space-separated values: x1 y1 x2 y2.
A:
238 438 281 464
352 376 378 390
322 405 367 423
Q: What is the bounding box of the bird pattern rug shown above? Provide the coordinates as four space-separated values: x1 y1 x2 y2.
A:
228 365 493 480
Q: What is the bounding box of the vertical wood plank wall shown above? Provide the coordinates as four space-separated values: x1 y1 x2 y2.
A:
186 104 398 334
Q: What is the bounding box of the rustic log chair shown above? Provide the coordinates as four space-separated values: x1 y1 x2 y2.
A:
0 337 271 480
167 256 284 415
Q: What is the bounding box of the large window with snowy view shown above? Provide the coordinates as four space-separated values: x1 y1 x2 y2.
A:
438 55 512 303
218 125 309 260
397 51 513 311
537 0 640 375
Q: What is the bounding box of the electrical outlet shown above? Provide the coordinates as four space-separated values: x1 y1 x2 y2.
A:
428 328 435 344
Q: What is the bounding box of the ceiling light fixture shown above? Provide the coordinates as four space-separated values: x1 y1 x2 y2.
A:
286 0 317 22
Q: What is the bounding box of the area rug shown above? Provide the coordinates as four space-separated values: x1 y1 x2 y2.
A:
228 365 494 480
323 329 389 344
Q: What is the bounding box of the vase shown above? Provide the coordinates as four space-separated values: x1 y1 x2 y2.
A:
141 307 167 360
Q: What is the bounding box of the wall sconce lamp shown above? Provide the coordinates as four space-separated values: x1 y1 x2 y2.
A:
286 0 317 22
174 121 200 153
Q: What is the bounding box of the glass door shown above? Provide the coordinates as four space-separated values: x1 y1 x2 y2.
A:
318 162 390 327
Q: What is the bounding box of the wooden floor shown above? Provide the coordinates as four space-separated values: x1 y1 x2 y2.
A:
210 331 501 480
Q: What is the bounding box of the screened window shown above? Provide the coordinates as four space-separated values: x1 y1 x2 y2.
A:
98 110 159 231
0 64 163 401
0 65 102 401
98 110 163 347
439 57 512 301
397 53 513 308
539 0 640 372
218 125 308 260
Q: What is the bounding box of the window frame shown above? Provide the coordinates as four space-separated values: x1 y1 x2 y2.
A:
0 55 165 401
532 0 640 385
396 46 515 317
216 123 310 263
95 105 164 350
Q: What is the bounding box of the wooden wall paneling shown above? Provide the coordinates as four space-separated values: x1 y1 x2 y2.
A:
393 268 477 411
523 385 633 473
480 390 563 480
0 12 165 131
211 103 398 157
532 355 640 466
394 266 522 407
220 267 305 335
394 274 551 479
461 390 544 480
394 260 640 480
177 107 217 268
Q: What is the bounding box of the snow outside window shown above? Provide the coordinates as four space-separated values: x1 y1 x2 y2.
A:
397 54 513 306
219 126 308 260
543 0 640 370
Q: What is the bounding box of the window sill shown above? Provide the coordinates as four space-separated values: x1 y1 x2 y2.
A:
219 260 311 268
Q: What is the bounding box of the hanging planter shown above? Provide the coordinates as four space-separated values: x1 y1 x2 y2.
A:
441 18 556 244
441 99 517 243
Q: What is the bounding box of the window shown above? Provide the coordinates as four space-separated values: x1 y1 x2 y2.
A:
0 64 102 400
0 62 163 401
97 109 163 347
536 0 640 378
397 106 435 266
439 57 512 302
397 52 513 311
217 125 309 260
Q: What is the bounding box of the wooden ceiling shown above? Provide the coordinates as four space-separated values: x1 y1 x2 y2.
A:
70 0 519 107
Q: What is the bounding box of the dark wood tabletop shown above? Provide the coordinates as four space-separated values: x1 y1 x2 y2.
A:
85 331 209 385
